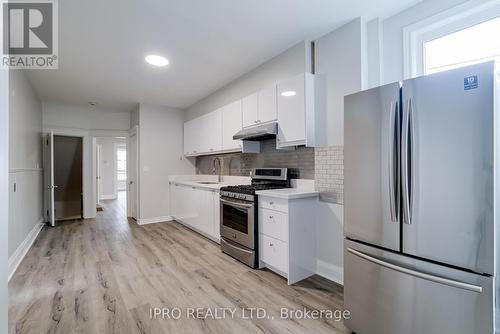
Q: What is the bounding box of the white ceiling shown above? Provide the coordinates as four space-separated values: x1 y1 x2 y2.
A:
26 0 420 112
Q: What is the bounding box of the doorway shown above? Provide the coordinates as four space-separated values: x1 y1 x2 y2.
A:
53 135 84 221
94 137 128 217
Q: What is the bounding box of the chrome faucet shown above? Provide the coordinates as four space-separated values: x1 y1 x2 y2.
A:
213 157 222 182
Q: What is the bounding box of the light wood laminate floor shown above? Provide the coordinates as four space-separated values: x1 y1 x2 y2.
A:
9 192 349 334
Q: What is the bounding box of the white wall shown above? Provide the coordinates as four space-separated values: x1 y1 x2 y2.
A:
43 102 130 218
0 68 9 334
96 137 126 199
315 18 367 147
185 41 311 121
8 71 43 261
136 104 195 222
42 102 130 131
381 0 469 84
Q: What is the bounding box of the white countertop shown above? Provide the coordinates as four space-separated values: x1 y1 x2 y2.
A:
169 180 227 190
256 188 319 200
169 175 251 191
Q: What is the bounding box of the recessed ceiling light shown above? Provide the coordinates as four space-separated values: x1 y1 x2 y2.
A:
145 55 169 67
281 91 296 97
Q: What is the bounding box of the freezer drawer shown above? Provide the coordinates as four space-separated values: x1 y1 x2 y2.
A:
344 240 494 334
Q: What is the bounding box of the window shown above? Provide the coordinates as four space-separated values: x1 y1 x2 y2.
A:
116 147 127 184
403 1 500 78
424 16 500 74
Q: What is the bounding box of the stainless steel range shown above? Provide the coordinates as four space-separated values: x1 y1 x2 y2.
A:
220 168 289 268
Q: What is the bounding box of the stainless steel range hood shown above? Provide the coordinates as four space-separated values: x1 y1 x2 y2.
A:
233 122 277 141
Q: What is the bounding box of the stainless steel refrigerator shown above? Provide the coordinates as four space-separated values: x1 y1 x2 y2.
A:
344 61 498 334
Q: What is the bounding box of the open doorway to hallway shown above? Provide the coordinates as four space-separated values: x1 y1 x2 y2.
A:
94 137 127 218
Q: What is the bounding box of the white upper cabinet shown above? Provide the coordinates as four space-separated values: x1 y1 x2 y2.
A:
258 85 277 124
242 92 259 128
184 110 222 156
277 73 320 148
222 100 243 151
183 118 197 155
242 85 277 128
200 109 222 153
183 73 323 156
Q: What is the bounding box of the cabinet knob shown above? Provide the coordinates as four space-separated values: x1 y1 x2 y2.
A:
269 201 274 205
269 243 274 247
269 215 274 219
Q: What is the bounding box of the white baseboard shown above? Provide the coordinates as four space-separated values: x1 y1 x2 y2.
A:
8 218 45 281
100 194 117 200
316 259 344 285
137 215 173 225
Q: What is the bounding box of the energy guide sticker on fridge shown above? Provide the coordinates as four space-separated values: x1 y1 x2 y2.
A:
464 75 478 90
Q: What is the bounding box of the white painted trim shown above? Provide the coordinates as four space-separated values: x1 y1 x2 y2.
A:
8 219 44 281
403 0 500 79
127 126 139 220
137 215 173 225
316 259 343 285
100 195 117 200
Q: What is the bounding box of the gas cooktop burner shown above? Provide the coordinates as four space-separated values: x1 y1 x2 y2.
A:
221 184 286 195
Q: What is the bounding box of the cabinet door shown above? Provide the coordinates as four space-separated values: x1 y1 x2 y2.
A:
198 189 214 236
242 92 259 128
183 120 195 155
258 85 277 124
222 100 243 151
170 183 179 219
204 110 223 154
277 74 306 147
213 191 220 240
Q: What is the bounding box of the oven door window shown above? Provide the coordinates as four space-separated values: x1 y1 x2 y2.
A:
222 204 249 234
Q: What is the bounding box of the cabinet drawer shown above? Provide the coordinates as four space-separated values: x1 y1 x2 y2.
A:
259 197 288 213
259 208 288 242
261 235 288 274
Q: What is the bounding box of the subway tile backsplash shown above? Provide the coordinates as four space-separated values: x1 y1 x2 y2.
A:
195 140 345 205
314 146 344 204
195 139 315 179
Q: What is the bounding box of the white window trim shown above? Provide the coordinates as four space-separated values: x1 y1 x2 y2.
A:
403 0 500 79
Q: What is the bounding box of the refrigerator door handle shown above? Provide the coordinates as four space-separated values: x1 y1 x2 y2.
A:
402 98 413 225
388 101 399 222
347 248 483 293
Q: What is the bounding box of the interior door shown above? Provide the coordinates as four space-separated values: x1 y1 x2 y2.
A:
96 144 102 204
43 132 55 226
401 62 494 275
344 82 401 251
128 130 138 220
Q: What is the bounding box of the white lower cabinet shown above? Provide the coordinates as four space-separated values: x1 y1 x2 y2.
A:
258 195 318 285
170 183 220 242
261 234 288 274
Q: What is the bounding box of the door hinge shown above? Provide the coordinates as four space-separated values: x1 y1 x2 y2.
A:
46 139 49 145
13 182 16 192
46 209 49 217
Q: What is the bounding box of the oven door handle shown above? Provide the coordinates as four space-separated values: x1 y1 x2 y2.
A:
220 198 254 209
